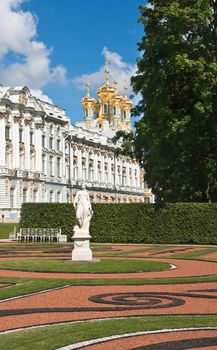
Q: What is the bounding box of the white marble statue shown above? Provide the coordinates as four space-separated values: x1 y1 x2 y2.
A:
73 183 93 234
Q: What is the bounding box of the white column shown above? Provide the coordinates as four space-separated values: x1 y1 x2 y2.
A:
24 118 31 170
12 115 21 169
0 112 6 167
35 123 43 172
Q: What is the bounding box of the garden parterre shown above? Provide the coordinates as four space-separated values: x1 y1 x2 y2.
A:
0 242 217 349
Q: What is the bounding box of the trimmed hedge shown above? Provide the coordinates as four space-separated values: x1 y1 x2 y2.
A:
20 203 217 244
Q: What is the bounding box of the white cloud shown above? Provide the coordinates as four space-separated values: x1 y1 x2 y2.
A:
30 89 53 104
0 0 67 90
73 47 137 96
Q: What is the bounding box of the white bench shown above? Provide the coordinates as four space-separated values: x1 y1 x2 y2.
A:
17 228 67 242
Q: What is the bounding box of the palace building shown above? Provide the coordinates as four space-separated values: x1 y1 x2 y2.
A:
0 69 153 222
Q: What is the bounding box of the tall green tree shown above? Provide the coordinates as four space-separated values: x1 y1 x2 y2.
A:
131 0 217 202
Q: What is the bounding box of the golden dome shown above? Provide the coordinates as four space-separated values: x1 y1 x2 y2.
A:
97 66 116 98
81 81 96 108
121 83 133 109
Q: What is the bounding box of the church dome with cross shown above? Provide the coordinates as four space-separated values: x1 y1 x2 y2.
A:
81 67 133 133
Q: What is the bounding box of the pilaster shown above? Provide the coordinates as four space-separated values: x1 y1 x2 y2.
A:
12 114 21 169
0 112 7 167
24 117 31 170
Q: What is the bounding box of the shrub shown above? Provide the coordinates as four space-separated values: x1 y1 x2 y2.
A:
20 203 217 244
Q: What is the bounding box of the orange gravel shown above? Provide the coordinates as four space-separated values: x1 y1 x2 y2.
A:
0 283 217 332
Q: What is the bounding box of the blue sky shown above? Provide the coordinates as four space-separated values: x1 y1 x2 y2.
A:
0 0 147 124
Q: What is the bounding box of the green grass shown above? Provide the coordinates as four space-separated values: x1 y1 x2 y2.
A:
166 247 217 259
0 223 17 239
0 315 216 350
0 258 169 273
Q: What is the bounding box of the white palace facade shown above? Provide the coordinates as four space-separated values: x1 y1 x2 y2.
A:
0 72 153 222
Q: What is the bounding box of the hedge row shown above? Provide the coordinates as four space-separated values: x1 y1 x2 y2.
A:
20 203 217 244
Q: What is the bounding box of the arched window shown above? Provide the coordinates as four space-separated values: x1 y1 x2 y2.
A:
50 189 54 203
33 188 38 203
57 191 61 203
23 188 27 203
113 106 116 115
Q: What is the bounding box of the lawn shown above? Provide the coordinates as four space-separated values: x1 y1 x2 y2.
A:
0 258 169 273
0 223 17 239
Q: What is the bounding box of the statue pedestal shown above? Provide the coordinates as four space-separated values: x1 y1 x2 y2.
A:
72 228 92 261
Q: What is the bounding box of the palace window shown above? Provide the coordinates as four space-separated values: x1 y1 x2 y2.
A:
19 128 23 143
82 158 86 181
42 134 45 147
105 162 108 182
129 168 132 186
97 161 101 182
57 157 61 177
113 106 116 115
111 164 115 185
103 104 108 114
42 154 46 173
33 189 38 203
5 126 10 140
57 139 60 151
73 156 78 180
117 165 121 184
23 189 27 203
122 167 126 186
57 191 61 203
49 156 53 176
88 160 93 181
49 137 53 150
123 111 127 119
10 187 15 208
30 131 34 145
49 190 54 203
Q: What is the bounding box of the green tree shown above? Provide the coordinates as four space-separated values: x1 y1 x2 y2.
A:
131 0 217 202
